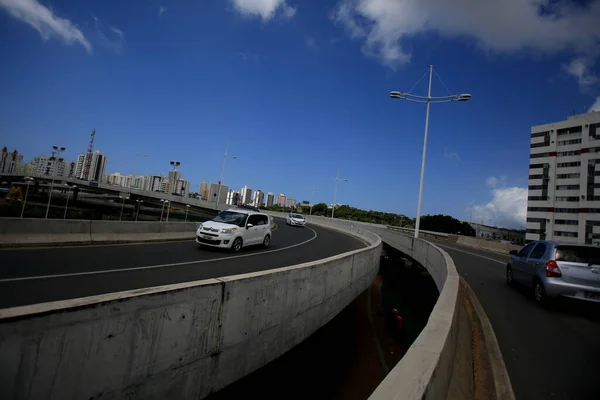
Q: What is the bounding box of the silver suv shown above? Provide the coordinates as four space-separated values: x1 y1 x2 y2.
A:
507 241 600 305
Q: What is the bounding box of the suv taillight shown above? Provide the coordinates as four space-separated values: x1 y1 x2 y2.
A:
546 260 562 277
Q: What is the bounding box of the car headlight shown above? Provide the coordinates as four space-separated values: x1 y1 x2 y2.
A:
221 228 236 234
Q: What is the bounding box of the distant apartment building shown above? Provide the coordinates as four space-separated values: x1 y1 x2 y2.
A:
526 111 600 245
199 182 210 200
168 170 181 184
32 156 73 178
0 148 23 174
266 192 274 207
252 190 265 207
173 179 190 197
226 190 241 205
276 193 286 207
287 198 297 208
150 175 165 192
209 183 229 204
74 150 107 182
241 186 252 205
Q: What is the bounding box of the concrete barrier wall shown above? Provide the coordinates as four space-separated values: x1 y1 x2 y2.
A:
0 218 93 245
0 222 381 400
0 218 199 247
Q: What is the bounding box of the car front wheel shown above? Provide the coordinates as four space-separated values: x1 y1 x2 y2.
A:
533 279 549 306
231 237 243 253
263 235 270 248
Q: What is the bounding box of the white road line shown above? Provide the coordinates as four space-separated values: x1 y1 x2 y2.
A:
435 243 506 265
0 228 318 283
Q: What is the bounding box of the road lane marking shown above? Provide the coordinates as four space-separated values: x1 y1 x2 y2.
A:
0 228 318 283
435 243 506 265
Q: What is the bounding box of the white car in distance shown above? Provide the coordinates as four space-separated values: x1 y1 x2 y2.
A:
286 213 306 227
196 209 271 252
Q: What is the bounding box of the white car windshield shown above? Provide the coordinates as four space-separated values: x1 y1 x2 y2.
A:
213 211 247 227
291 214 304 219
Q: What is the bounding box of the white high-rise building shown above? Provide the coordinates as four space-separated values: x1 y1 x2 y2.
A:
526 111 600 245
74 150 107 182
173 179 190 197
33 157 72 178
199 182 210 200
241 185 252 205
226 190 241 205
266 192 274 207
252 190 265 207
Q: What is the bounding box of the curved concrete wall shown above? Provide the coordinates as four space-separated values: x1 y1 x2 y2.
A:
0 224 381 399
266 213 464 400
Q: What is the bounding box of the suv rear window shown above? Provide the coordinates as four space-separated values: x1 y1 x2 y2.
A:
555 246 600 264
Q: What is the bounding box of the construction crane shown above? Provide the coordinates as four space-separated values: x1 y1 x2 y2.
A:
82 129 96 180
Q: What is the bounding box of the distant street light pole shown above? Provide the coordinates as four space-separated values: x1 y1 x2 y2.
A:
217 145 237 208
160 199 168 222
310 185 320 216
64 184 76 219
166 161 180 222
20 177 34 218
45 145 66 219
390 65 471 239
130 153 148 190
135 200 143 221
119 196 126 221
185 204 190 222
332 168 349 219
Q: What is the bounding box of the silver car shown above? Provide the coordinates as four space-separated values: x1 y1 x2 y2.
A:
507 241 600 305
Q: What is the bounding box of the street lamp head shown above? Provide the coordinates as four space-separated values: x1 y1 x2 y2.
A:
230 155 238 159
60 146 66 151
186 204 190 208
52 145 58 150
457 93 471 102
390 91 404 99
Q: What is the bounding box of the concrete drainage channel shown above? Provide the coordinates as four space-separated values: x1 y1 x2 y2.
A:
0 214 514 399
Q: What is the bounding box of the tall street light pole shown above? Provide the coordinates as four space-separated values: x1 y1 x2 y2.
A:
119 196 126 221
310 185 319 216
217 145 237 208
390 65 471 239
45 145 66 219
185 204 190 222
20 177 34 218
135 200 143 221
332 168 349 219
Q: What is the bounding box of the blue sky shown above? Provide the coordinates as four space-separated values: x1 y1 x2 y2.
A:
1 0 600 228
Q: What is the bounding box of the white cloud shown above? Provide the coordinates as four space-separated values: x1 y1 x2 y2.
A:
0 0 91 53
305 35 319 52
232 0 296 21
485 175 507 187
109 26 124 41
472 187 527 230
159 6 167 16
332 0 600 70
562 57 598 89
443 149 461 164
93 17 124 53
590 97 600 112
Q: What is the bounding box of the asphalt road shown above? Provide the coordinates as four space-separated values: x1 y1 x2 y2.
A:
429 239 600 400
0 219 366 308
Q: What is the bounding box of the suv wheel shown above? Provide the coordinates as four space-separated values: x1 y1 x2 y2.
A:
231 237 243 253
263 235 270 248
506 266 515 287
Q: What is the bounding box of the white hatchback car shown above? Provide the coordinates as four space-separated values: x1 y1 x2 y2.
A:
286 213 306 227
196 209 271 252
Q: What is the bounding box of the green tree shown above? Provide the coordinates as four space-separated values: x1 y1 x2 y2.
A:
311 202 328 216
419 214 476 236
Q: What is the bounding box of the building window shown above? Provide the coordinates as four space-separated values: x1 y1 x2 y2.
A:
558 138 582 146
531 131 551 138
528 174 544 179
557 126 583 135
556 197 579 202
556 173 580 179
554 231 578 238
589 123 600 138
530 152 553 159
528 207 553 212
557 162 581 168
557 150 580 156
529 163 547 169
526 228 542 234
529 185 547 190
587 209 600 213
556 185 579 190
530 142 549 149
555 208 579 213
555 219 579 225
528 196 548 201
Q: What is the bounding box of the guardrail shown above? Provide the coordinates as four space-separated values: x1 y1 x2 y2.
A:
0 217 382 399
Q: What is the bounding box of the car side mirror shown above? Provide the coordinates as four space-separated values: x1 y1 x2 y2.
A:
247 223 254 229
509 250 518 256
